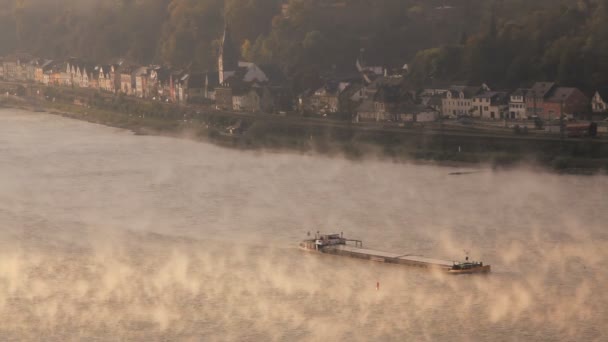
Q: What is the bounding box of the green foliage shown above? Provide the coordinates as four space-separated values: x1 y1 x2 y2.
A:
159 0 223 69
4 0 608 90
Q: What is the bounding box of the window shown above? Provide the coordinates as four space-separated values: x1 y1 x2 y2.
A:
484 106 489 111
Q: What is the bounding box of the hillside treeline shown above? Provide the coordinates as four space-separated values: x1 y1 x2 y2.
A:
1 0 607 90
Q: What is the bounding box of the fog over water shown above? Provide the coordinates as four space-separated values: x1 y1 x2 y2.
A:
0 108 607 341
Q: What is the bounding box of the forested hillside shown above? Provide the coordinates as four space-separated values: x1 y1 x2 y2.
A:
1 0 607 90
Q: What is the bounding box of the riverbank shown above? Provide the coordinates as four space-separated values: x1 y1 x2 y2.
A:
2 94 607 174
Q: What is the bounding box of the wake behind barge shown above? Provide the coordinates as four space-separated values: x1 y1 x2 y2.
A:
300 233 490 274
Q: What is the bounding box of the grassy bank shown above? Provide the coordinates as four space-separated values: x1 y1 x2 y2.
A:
2 90 608 174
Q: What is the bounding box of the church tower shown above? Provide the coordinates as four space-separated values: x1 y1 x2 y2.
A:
218 25 239 84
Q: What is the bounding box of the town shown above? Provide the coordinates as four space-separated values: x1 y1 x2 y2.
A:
1 25 607 139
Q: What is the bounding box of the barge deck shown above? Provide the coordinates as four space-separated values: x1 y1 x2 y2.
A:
300 233 490 274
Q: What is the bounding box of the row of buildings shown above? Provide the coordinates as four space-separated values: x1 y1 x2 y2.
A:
301 73 604 124
0 53 217 104
437 82 592 121
2 32 608 124
0 27 294 114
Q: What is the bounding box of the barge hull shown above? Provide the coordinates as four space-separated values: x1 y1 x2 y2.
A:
322 245 454 271
299 234 491 274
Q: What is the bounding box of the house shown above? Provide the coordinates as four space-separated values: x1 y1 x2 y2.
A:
302 82 342 114
354 79 418 122
244 88 265 112
75 63 96 88
232 87 248 111
42 60 61 86
338 82 365 114
85 64 97 88
419 86 449 97
220 65 288 112
176 73 189 103
509 88 529 120
2 58 19 81
95 65 114 93
65 58 83 86
178 73 198 103
0 54 31 81
472 92 509 120
35 60 53 84
357 75 405 102
541 87 589 120
419 87 448 105
418 84 450 114
147 66 175 101
591 88 608 113
25 59 40 82
170 70 187 103
231 86 273 113
399 105 439 122
525 82 556 118
347 83 366 103
355 101 437 123
215 85 234 110
373 83 403 117
52 61 72 86
43 70 51 86
354 99 378 122
442 85 482 117
133 66 149 98
118 65 136 96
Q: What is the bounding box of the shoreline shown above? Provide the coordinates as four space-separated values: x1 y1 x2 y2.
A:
1 95 607 175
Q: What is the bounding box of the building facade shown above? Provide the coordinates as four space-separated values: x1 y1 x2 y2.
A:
442 86 481 117
509 88 529 120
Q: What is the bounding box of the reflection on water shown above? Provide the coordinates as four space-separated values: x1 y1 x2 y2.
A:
0 109 607 341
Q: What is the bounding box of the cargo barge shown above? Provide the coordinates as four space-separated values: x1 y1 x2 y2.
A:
299 233 490 274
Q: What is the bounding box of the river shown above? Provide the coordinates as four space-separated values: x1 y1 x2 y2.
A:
0 108 607 341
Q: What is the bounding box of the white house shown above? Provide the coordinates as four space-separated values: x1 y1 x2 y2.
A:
472 92 509 120
442 86 482 117
509 88 529 120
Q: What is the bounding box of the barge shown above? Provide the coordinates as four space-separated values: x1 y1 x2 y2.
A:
299 233 490 274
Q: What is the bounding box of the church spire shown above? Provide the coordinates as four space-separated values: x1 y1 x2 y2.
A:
218 24 240 84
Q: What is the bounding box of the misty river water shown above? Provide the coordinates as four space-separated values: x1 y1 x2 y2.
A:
0 108 607 341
